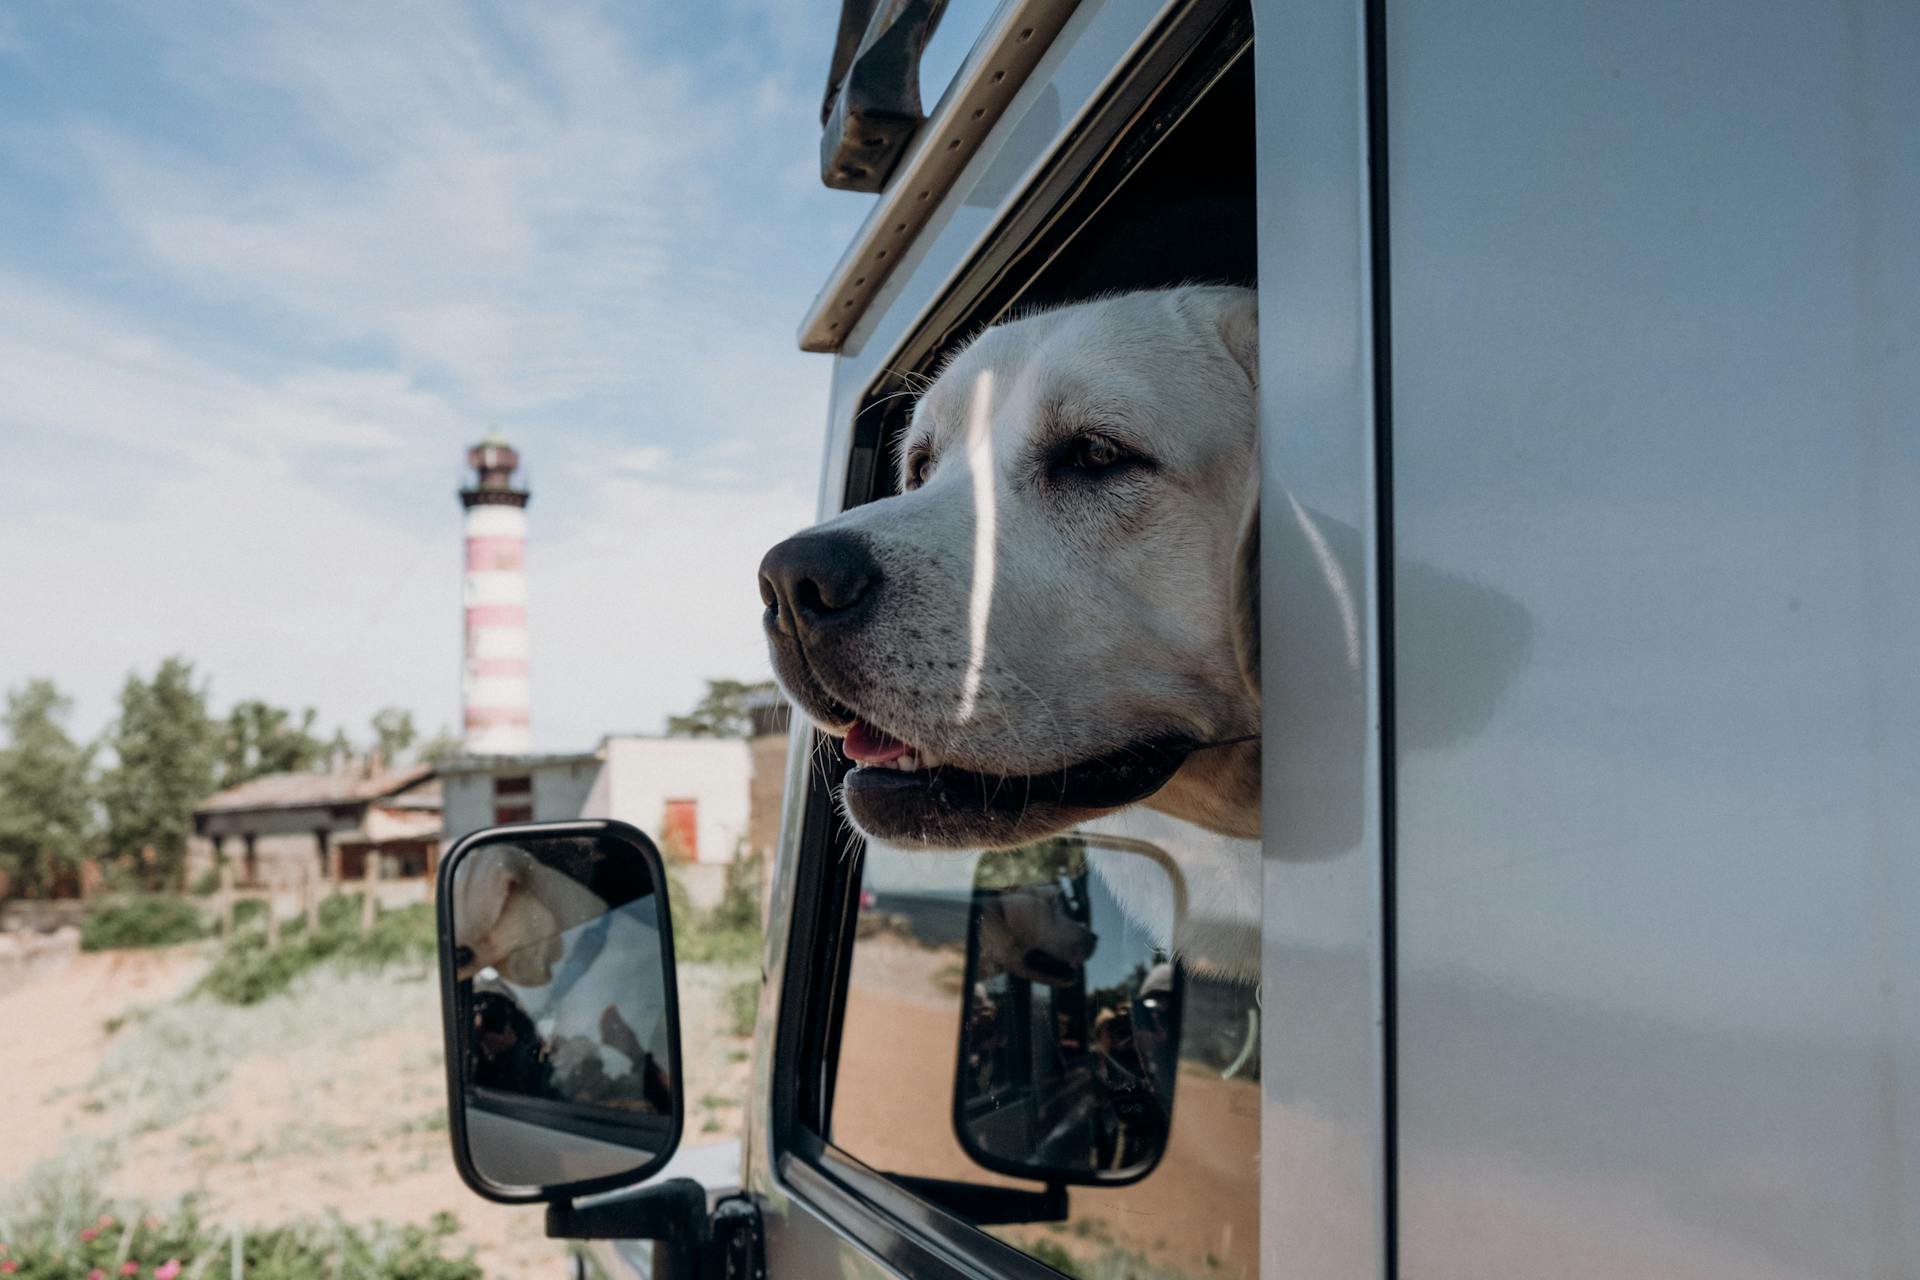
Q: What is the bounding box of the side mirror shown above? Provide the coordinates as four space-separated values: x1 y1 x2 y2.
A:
437 820 682 1204
954 837 1185 1187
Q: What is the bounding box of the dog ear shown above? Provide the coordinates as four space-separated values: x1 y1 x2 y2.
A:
456 855 515 937
1231 476 1260 702
1214 289 1259 389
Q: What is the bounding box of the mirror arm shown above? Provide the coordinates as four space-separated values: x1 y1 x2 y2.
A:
885 1173 1069 1226
546 1177 710 1251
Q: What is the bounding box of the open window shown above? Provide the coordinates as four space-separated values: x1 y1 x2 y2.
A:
777 7 1260 1280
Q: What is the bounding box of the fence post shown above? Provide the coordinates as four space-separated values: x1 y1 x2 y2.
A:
265 892 280 949
220 863 236 939
231 1221 243 1280
361 859 378 934
304 870 320 931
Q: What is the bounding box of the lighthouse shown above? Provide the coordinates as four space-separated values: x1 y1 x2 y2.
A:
459 430 532 755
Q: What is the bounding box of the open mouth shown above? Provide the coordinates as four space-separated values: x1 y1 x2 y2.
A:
838 719 1194 816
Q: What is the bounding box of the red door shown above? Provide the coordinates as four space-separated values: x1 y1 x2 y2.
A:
662 799 698 862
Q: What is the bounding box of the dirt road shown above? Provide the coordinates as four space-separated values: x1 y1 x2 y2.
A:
0 943 755 1278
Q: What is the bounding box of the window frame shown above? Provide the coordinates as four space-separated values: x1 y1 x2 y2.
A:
764 5 1258 1276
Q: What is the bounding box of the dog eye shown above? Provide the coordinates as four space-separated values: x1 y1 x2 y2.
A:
1055 433 1138 478
905 450 932 489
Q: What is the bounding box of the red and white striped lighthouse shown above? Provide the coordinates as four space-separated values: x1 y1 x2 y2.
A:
459 430 531 755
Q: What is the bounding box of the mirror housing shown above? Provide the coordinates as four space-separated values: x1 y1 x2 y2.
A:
437 819 683 1205
953 836 1186 1188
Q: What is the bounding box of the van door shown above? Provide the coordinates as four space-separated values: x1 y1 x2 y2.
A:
1382 3 1920 1277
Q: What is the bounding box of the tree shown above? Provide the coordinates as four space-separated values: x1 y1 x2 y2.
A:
324 727 354 771
418 726 464 765
370 707 418 764
98 657 215 891
215 699 324 788
666 679 776 739
0 679 97 898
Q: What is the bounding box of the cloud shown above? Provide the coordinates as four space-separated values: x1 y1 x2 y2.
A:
0 272 437 465
69 0 827 424
608 445 671 476
0 0 856 745
533 472 813 744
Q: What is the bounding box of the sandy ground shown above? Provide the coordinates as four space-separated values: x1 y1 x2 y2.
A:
0 941 755 1278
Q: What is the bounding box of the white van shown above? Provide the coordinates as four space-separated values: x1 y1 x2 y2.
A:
432 0 1919 1276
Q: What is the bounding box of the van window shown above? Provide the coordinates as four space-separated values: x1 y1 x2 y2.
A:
794 28 1259 1279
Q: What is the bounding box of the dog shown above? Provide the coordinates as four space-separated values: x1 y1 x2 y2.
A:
760 286 1260 854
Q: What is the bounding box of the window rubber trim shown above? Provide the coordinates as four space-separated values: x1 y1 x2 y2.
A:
780 1144 1073 1280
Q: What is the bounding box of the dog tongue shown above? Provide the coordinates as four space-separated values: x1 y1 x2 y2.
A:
843 720 910 764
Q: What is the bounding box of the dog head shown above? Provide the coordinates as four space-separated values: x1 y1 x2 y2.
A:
760 287 1260 849
974 880 1099 987
453 845 607 987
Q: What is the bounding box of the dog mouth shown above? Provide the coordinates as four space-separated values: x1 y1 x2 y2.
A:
773 653 1201 845
838 718 1194 817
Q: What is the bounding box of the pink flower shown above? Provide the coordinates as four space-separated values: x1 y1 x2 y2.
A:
90 1271 108 1280
120 1262 140 1276
81 1227 101 1241
156 1262 182 1280
1 1261 17 1274
98 1215 116 1228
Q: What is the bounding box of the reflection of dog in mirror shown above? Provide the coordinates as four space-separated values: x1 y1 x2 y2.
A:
453 844 674 1099
974 881 1097 987
452 845 610 986
760 286 1260 852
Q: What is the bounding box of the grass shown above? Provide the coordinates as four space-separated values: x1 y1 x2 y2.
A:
79 897 209 952
673 922 763 967
724 977 760 1038
665 854 765 968
91 964 437 1137
193 898 435 1006
0 1155 481 1280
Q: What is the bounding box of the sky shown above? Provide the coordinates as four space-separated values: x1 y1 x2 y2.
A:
0 0 991 751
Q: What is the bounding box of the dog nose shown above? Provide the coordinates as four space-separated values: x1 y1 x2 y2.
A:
759 531 882 637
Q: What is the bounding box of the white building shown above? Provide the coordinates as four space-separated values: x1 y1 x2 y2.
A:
439 735 754 868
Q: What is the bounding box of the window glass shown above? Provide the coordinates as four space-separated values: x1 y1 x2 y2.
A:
828 811 1261 1278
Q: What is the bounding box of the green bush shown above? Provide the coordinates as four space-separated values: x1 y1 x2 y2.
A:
194 901 436 1006
708 847 764 932
0 1166 479 1280
78 897 209 952
676 919 762 968
725 976 760 1038
667 854 765 969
